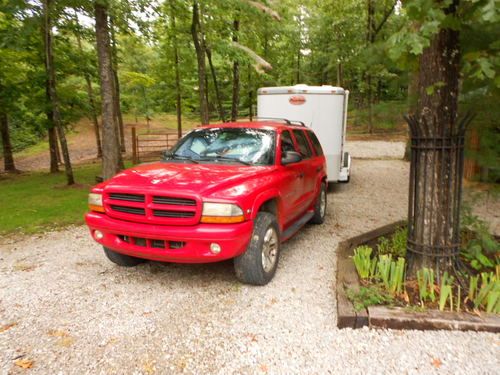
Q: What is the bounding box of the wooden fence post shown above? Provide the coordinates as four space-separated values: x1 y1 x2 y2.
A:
132 126 138 164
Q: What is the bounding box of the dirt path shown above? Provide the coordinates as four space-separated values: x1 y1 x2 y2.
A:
1 151 498 374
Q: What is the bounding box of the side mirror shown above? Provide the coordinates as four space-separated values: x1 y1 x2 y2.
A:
281 151 302 165
163 150 173 160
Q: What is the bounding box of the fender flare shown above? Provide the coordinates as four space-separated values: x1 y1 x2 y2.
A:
251 189 283 229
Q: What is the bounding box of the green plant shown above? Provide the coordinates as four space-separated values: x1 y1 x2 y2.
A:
375 255 405 295
439 272 454 311
376 228 407 258
461 206 499 272
391 228 407 258
377 237 391 255
416 268 436 304
346 286 394 312
471 271 500 313
352 245 376 280
376 254 392 287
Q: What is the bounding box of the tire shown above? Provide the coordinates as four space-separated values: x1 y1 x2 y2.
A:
310 181 327 224
103 247 145 267
234 212 280 285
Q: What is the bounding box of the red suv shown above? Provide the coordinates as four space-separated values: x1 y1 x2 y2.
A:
85 121 327 285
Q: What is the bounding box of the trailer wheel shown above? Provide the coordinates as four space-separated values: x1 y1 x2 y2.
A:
310 182 327 224
103 247 145 267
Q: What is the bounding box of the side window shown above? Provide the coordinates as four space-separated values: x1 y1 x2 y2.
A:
307 131 324 156
292 130 313 159
280 130 296 153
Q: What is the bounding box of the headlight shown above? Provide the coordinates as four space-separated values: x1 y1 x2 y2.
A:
88 193 105 213
201 202 244 224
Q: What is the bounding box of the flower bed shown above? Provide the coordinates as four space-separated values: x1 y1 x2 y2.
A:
336 217 500 332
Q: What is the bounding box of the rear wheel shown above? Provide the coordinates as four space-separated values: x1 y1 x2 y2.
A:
103 247 145 267
234 212 280 285
310 182 327 224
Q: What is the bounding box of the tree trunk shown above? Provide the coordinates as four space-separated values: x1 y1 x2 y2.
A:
170 2 182 138
336 62 343 87
366 0 375 134
191 1 209 125
231 18 240 122
248 65 253 121
0 111 17 172
95 2 122 180
407 0 463 276
74 13 102 158
110 17 126 153
206 46 226 122
43 0 74 185
404 68 419 161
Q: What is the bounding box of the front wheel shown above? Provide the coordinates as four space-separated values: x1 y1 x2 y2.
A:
103 247 145 267
310 181 327 224
234 212 280 285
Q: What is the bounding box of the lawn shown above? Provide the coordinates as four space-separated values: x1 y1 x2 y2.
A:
0 163 102 234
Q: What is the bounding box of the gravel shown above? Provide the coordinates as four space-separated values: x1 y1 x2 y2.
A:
1 141 499 374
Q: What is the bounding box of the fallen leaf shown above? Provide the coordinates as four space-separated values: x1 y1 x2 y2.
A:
143 360 156 374
59 336 75 347
47 329 69 337
14 358 34 369
0 323 17 333
431 358 442 368
260 364 269 373
13 262 37 272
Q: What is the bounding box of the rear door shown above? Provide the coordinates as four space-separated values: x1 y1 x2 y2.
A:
291 129 316 207
278 130 305 225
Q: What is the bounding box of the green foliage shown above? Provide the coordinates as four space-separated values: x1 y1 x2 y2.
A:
352 245 376 280
461 205 499 272
439 272 454 312
376 227 408 258
375 255 405 295
416 267 436 304
346 286 394 312
469 270 500 313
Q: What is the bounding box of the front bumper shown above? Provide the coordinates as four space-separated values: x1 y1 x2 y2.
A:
85 212 253 263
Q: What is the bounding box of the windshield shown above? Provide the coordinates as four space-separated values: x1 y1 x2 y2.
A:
168 128 275 166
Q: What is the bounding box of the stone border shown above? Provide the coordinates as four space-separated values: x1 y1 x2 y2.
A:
336 221 500 332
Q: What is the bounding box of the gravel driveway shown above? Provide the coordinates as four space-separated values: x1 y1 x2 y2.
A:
1 142 499 374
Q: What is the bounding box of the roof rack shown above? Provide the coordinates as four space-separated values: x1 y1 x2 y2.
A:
255 117 306 127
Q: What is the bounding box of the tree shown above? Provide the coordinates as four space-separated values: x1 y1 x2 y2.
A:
387 0 499 274
110 16 126 152
0 111 16 172
231 17 240 121
95 1 122 180
43 0 74 185
169 0 183 137
191 0 210 124
73 11 102 158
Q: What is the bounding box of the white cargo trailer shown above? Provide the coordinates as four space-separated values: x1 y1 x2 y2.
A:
257 84 351 183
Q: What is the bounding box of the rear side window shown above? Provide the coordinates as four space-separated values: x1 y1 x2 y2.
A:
307 131 324 156
280 130 296 153
292 130 313 158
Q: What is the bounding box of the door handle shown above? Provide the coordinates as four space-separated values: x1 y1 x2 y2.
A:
316 166 322 172
297 172 304 179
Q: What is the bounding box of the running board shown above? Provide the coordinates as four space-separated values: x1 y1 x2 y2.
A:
282 211 314 241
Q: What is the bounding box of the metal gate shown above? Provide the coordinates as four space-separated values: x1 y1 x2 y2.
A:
132 127 185 164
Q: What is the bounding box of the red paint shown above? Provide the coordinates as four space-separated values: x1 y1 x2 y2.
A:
289 95 306 105
85 121 326 263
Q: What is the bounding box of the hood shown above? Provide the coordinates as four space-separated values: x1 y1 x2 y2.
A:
103 161 272 197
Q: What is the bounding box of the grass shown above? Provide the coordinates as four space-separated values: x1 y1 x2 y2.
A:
0 163 102 234
348 100 408 133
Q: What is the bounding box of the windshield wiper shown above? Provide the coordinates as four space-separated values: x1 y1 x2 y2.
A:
164 153 199 164
199 156 251 166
